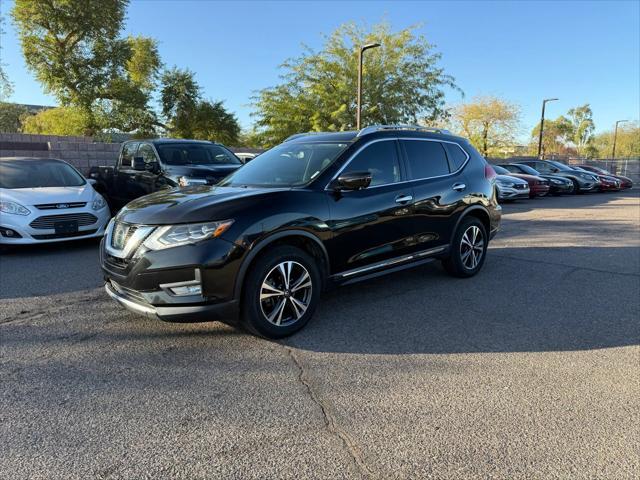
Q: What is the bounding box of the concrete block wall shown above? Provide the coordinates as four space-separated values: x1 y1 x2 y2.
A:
0 133 121 174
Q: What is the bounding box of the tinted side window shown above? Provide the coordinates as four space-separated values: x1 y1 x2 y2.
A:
346 140 401 186
444 143 469 171
120 142 139 168
137 143 157 163
402 140 450 180
535 162 553 174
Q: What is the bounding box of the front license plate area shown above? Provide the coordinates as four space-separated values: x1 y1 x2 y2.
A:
54 220 78 234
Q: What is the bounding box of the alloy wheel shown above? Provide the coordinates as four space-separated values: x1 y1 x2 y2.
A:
259 261 313 327
460 225 484 270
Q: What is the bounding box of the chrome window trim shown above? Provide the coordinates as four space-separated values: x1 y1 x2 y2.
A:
324 137 470 191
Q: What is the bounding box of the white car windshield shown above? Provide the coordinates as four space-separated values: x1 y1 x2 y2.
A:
0 159 86 189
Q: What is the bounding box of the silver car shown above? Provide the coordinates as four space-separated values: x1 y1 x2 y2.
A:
495 174 530 201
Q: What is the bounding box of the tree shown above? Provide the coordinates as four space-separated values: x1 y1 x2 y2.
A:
12 0 161 135
450 96 520 157
567 104 595 155
530 116 574 157
251 21 460 147
591 122 640 158
0 16 13 101
0 103 29 133
160 67 240 144
21 106 88 136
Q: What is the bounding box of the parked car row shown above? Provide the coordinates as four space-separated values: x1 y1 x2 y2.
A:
491 159 632 202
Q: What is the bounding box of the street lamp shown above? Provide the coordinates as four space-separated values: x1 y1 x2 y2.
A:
356 42 381 130
537 98 558 159
612 119 628 160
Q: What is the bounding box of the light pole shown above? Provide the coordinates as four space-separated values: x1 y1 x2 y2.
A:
612 119 628 160
356 42 381 130
537 98 558 159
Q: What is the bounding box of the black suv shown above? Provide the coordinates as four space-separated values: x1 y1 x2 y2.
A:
101 125 501 338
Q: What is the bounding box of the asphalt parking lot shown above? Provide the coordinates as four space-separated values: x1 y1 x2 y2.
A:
1 190 639 479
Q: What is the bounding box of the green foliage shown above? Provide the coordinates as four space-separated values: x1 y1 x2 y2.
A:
591 123 640 158
0 17 13 101
160 68 240 144
0 102 29 133
21 106 89 136
251 21 460 147
567 104 595 155
450 96 520 157
530 115 576 156
11 0 161 135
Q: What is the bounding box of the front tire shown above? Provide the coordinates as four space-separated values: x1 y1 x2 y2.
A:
241 245 321 338
442 217 488 278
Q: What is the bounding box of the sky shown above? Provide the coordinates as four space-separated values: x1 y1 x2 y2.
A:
1 0 639 139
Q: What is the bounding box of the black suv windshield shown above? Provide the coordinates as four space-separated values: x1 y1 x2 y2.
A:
0 159 86 189
157 143 241 166
220 142 349 187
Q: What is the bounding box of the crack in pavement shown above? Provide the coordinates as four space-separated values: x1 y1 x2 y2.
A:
0 289 105 325
284 346 373 479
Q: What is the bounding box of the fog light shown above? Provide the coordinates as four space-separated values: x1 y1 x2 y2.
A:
169 285 202 296
1 228 22 238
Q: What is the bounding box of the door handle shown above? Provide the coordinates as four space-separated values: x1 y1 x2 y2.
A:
395 194 413 204
452 183 466 192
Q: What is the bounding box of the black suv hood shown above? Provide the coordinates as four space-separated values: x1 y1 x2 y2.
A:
117 185 289 225
164 164 240 181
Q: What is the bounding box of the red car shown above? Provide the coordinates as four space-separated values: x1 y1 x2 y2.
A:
572 167 620 191
493 164 550 198
575 165 633 189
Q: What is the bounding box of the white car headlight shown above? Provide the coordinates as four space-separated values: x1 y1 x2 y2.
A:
143 220 234 251
497 180 514 187
92 195 107 211
0 201 31 216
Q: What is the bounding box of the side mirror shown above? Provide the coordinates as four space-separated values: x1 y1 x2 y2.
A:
132 157 146 171
87 178 97 186
334 171 372 191
145 160 159 173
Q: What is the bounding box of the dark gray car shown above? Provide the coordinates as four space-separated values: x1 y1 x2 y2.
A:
515 160 599 194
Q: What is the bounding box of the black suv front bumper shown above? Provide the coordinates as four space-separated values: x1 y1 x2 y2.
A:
100 235 245 323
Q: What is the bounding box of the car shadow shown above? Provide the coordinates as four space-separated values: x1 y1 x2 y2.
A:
280 245 640 355
499 189 638 214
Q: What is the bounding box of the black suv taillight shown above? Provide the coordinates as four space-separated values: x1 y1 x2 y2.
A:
484 164 497 180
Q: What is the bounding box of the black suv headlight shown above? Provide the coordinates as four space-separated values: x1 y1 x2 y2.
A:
143 220 234 251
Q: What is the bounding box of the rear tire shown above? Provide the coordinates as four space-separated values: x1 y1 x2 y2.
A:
241 245 321 338
442 217 488 278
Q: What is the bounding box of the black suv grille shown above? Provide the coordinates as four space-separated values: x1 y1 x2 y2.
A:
30 213 98 229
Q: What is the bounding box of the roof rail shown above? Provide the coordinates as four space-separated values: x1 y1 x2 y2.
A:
283 131 328 142
356 124 451 137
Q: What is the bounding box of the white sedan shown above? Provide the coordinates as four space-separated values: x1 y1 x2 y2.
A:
0 157 111 245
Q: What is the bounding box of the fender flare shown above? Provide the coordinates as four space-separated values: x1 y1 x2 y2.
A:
232 229 330 299
452 205 492 235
